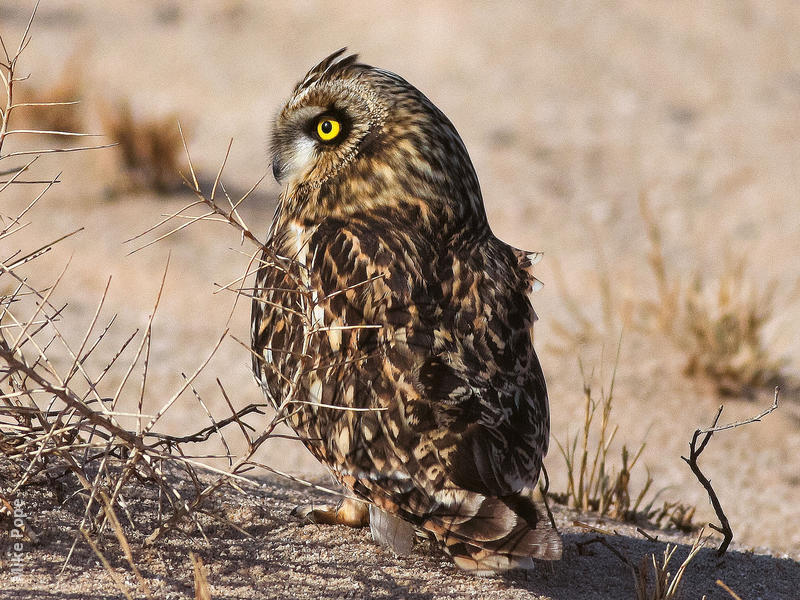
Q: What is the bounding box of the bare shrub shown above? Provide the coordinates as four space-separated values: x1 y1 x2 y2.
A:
0 8 308 595
0 12 370 588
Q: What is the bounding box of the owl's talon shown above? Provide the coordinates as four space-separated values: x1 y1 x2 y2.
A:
290 503 332 524
290 497 369 528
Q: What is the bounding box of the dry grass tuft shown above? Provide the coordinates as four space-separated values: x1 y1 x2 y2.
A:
640 195 785 396
550 193 786 398
648 501 696 534
551 351 668 524
634 529 706 600
14 52 85 138
98 98 188 194
552 350 697 529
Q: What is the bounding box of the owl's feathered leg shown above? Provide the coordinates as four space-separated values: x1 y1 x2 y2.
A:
290 496 369 527
368 505 416 556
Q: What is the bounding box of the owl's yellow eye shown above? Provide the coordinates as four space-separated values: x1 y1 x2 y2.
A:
316 117 341 142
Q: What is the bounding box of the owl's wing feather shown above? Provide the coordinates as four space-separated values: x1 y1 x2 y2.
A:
310 219 548 491
301 217 560 568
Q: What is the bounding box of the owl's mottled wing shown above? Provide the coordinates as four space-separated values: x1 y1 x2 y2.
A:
252 215 559 567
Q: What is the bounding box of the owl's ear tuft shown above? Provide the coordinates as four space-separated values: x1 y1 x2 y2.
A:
295 48 361 94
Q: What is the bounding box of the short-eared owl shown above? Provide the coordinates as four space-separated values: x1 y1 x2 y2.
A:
251 49 561 572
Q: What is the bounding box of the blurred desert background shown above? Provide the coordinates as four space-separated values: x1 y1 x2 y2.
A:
2 0 798 561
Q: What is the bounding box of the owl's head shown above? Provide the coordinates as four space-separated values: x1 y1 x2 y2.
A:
270 49 486 229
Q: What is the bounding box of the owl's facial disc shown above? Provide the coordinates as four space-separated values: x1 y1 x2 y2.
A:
272 104 355 186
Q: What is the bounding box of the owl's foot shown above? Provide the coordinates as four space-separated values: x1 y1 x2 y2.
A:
290 496 369 527
291 498 416 556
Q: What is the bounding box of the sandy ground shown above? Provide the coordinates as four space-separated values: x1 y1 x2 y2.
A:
2 472 799 600
1 0 799 597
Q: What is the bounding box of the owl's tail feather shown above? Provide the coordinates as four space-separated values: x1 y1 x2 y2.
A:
423 493 562 573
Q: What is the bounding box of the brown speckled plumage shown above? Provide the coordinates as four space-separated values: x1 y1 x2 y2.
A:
251 49 561 571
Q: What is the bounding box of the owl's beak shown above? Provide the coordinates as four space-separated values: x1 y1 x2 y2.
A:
272 156 284 183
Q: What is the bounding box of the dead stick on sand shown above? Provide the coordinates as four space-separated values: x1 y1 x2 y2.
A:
682 387 779 556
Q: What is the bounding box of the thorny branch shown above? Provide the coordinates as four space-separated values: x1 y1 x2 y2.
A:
145 403 265 446
3 115 384 555
0 6 395 597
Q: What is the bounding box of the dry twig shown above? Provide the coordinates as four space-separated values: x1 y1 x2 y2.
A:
191 552 212 600
716 579 744 600
681 388 780 556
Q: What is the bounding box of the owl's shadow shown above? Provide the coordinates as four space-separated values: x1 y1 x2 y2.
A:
495 532 799 600
255 475 799 600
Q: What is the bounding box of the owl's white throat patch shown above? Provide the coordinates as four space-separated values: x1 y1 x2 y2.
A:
282 136 317 184
277 105 327 184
